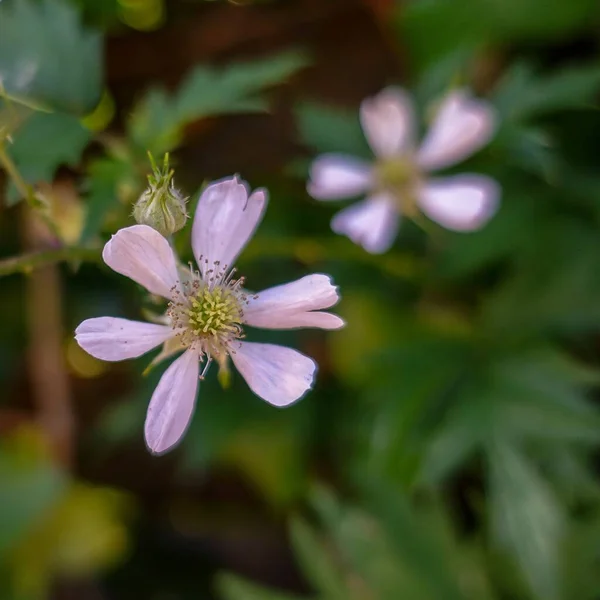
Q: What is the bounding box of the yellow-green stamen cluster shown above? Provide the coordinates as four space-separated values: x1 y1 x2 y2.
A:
187 285 243 340
168 264 248 364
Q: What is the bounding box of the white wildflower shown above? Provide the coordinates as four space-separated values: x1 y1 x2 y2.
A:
75 176 344 455
307 87 501 253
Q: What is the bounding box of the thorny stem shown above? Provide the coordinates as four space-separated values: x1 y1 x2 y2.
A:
0 246 101 276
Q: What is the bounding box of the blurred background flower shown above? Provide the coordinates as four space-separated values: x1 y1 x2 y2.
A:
1 0 600 599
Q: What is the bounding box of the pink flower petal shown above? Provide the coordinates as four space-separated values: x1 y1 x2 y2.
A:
230 342 316 407
102 225 180 299
307 154 373 200
417 174 500 231
144 349 200 455
360 86 415 158
331 193 399 254
75 317 173 361
243 274 344 330
417 90 497 171
192 176 267 276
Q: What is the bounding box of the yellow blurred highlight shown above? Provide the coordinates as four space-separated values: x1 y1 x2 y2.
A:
219 423 307 507
65 337 109 379
36 181 85 245
2 424 53 466
118 0 165 31
416 301 474 338
80 89 115 133
330 291 393 386
10 483 131 598
294 239 323 264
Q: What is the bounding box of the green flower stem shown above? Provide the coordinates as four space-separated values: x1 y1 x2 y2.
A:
0 246 101 277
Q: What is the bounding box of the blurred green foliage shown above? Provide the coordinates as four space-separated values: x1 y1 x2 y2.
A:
1 0 600 598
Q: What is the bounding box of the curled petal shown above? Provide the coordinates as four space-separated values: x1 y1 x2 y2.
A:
144 349 200 455
331 193 399 254
75 317 173 361
417 90 497 171
192 176 267 276
307 154 373 200
230 342 316 407
417 174 500 231
102 225 180 299
360 86 415 157
244 274 344 330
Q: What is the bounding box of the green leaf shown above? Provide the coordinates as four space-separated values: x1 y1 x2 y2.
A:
0 455 66 556
357 486 470 600
294 102 371 158
432 192 541 281
488 442 565 600
562 514 600 600
400 0 598 72
216 572 308 600
288 516 347 600
369 333 473 486
419 383 486 485
493 63 600 121
128 51 309 154
80 156 136 242
0 0 103 115
6 111 91 204
480 219 600 337
487 347 600 444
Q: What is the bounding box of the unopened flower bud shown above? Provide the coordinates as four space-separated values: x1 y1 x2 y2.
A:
133 153 188 237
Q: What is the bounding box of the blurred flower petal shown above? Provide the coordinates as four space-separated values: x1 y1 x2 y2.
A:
417 90 497 171
102 225 180 299
360 86 415 157
75 317 173 361
331 193 399 254
192 176 267 276
307 154 373 200
144 349 199 455
418 174 500 231
244 274 344 330
230 342 316 407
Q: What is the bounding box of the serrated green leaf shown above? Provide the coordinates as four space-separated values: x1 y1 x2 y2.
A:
129 51 309 155
0 0 102 115
216 572 308 600
488 442 565 600
5 110 91 205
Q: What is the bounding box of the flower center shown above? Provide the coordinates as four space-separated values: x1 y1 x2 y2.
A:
374 156 422 217
187 285 243 339
168 264 247 361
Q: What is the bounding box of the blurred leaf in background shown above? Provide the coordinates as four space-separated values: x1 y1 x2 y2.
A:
0 0 102 114
217 486 497 600
0 428 131 599
129 51 310 156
